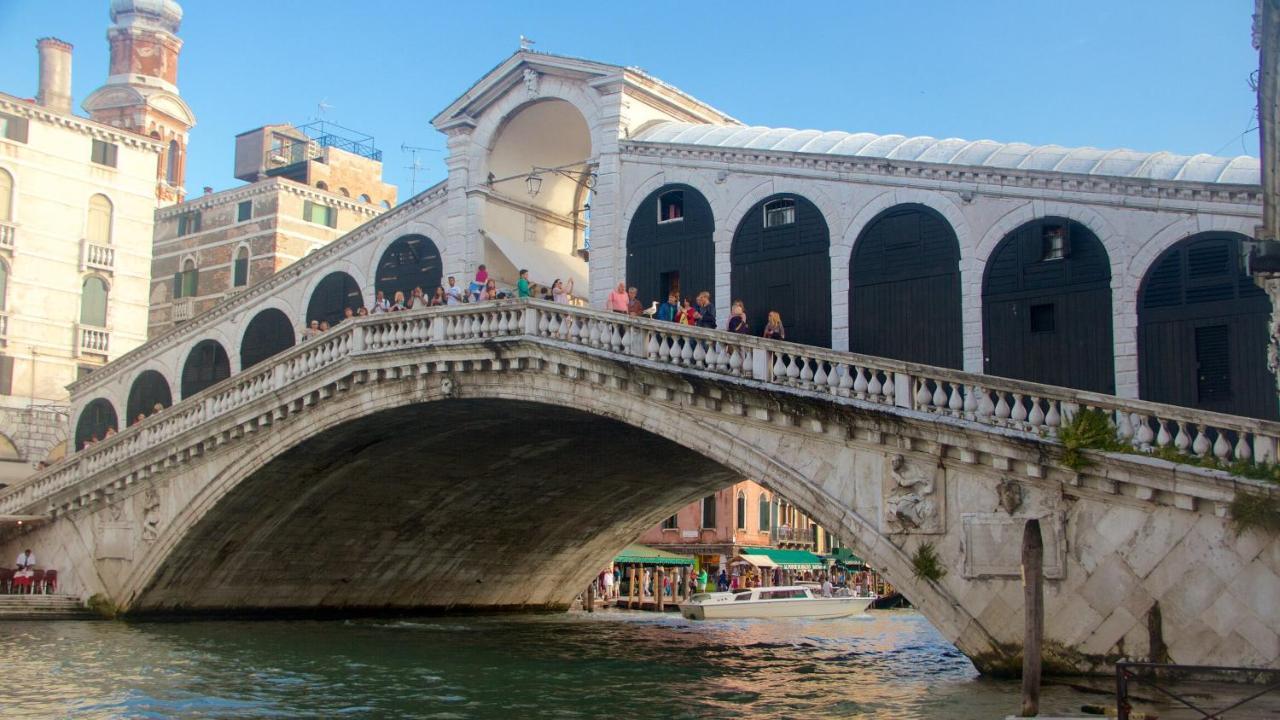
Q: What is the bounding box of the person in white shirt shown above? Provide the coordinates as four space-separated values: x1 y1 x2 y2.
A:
445 277 462 305
821 575 833 598
370 291 391 314
15 549 34 570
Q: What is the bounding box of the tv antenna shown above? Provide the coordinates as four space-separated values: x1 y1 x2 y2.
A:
400 143 441 195
315 98 334 120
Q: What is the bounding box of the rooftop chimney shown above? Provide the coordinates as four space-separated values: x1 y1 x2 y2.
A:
36 38 73 115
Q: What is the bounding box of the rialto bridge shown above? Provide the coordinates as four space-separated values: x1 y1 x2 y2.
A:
1 51 1278 676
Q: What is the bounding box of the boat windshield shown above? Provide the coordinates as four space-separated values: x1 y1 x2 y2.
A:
689 593 716 603
733 591 754 602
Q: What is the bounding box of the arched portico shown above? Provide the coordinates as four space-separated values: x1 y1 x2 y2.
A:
625 183 715 307
180 339 231 399
126 370 173 425
74 398 117 450
241 308 296 370
848 203 962 368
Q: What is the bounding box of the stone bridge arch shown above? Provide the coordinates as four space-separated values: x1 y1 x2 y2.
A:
100 363 987 664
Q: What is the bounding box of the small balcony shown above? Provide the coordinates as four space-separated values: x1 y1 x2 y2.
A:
76 324 109 356
0 221 14 251
172 297 194 323
81 240 114 273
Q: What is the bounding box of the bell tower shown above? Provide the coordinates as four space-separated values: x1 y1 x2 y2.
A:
83 0 196 206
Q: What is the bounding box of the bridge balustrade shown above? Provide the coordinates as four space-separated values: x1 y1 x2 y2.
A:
5 298 1280 517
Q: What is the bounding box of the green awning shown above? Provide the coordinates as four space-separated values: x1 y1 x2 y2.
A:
613 544 695 566
740 546 824 569
830 547 865 566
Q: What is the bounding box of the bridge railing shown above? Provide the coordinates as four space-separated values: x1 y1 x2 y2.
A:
6 298 1280 517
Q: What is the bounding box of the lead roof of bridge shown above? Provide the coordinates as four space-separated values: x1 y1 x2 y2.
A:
631 122 1260 185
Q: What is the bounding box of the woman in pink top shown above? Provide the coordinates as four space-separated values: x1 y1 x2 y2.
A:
607 282 629 313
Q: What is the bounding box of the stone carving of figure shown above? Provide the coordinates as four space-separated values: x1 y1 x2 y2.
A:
884 453 940 532
141 488 161 543
523 68 540 98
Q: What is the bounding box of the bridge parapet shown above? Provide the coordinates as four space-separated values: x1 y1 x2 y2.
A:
5 299 1278 518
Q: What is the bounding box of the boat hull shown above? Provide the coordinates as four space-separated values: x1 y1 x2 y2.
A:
679 595 873 621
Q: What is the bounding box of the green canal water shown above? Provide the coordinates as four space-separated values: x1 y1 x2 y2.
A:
0 609 1106 718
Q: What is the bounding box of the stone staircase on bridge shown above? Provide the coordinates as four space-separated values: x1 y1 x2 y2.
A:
0 594 94 620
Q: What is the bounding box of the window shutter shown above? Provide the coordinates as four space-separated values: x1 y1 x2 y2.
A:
173 272 183 298
0 355 12 395
3 114 29 143
1195 325 1231 402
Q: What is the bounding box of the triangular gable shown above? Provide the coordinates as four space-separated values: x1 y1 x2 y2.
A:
431 50 740 132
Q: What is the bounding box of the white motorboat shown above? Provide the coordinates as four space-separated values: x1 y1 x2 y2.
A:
678 585 875 621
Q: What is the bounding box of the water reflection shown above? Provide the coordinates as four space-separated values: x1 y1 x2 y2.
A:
1 610 1099 718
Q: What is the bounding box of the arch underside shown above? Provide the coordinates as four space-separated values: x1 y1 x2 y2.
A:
135 400 738 612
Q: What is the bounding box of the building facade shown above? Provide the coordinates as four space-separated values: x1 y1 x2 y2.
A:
636 480 838 574
0 51 162 476
147 123 394 337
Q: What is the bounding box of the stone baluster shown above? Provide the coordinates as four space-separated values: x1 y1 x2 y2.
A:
1027 397 1045 427
852 367 868 399
1173 422 1191 452
728 346 743 375
915 380 932 410
1011 394 1028 424
867 371 882 400
994 393 1011 420
1212 430 1232 461
772 353 786 382
1191 425 1211 456
931 382 947 412
692 339 707 367
1235 433 1253 462
814 361 829 390
838 364 854 397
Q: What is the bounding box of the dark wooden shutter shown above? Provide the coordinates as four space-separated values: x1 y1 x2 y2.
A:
0 355 12 395
1195 325 1231 403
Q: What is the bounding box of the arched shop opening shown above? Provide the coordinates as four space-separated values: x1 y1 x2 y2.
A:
983 217 1114 393
849 204 961 368
241 308 297 370
1138 232 1277 420
181 339 231 400
307 272 364 327
625 184 714 307
730 194 831 347
126 370 173 423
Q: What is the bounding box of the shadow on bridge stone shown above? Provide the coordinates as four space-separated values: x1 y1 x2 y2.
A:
132 399 737 615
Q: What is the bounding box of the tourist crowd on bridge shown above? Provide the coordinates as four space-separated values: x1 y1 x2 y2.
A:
298 265 790 342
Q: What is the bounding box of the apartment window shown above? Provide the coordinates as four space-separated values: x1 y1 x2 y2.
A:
658 190 684 223
758 494 770 531
358 193 371 204
90 139 118 168
736 492 747 530
173 258 198 298
0 168 12 221
165 140 180 184
1030 303 1055 333
177 211 202 236
87 194 113 244
304 200 336 228
236 200 252 222
0 356 12 395
763 198 796 228
233 247 249 287
0 113 28 144
701 495 717 529
1041 224 1068 261
661 515 678 530
80 276 109 327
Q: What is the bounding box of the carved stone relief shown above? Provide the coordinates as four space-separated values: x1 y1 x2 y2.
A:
881 453 945 534
142 488 162 543
961 513 1065 579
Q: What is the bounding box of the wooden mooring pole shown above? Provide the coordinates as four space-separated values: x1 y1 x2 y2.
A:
1021 518 1044 717
586 581 595 613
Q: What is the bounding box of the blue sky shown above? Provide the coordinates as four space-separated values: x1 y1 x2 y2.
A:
0 1 1261 198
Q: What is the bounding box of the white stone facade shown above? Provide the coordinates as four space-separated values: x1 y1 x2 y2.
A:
0 92 161 465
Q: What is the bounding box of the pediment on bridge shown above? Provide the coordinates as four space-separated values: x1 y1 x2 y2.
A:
431 50 739 132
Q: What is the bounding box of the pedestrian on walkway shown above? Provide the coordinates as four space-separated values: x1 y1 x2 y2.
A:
656 291 679 322
695 291 716 329
517 269 533 298
607 282 629 313
763 311 786 341
727 300 749 334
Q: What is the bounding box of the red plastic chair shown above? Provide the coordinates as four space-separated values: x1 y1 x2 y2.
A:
42 569 57 594
29 569 45 595
0 567 11 594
